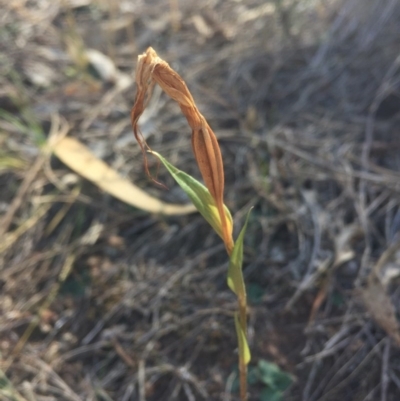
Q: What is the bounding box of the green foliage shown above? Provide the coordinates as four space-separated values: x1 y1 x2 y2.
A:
0 153 25 172
0 368 25 401
258 360 292 391
257 360 293 401
260 388 285 401
0 108 46 146
247 283 264 304
61 267 90 297
228 210 252 365
331 291 345 307
151 151 233 241
153 150 254 399
233 359 292 400
227 209 251 298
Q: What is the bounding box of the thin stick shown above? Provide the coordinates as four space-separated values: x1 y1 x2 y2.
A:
381 338 391 401
0 153 45 236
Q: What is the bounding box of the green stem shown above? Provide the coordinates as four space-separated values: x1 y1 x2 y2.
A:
238 298 248 401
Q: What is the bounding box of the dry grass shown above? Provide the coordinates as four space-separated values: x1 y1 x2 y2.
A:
1 0 400 400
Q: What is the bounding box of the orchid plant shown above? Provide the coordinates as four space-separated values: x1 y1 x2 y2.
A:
131 47 251 401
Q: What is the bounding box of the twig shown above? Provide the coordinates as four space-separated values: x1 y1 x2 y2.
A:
138 359 146 401
302 360 320 401
315 338 385 401
357 54 400 282
0 153 45 236
381 338 391 401
0 114 66 236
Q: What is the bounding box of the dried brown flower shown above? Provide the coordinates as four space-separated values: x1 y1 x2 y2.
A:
131 47 233 253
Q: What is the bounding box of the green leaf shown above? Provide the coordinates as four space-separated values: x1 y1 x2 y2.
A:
248 283 264 304
260 387 283 401
151 151 232 240
227 208 252 298
247 366 260 385
257 360 293 392
234 312 251 365
331 291 345 307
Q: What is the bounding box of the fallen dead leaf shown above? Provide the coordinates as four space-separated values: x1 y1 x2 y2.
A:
51 136 196 215
360 274 400 346
333 224 363 268
86 49 119 83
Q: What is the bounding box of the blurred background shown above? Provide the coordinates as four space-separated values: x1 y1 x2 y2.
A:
1 0 400 400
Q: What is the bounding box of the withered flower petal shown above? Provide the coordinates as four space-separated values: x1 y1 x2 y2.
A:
131 47 234 254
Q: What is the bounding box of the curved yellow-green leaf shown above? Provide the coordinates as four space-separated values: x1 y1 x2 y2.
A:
234 312 251 364
227 208 252 298
151 151 233 241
